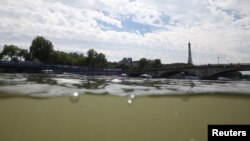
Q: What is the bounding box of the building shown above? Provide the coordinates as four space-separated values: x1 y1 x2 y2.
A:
119 58 133 66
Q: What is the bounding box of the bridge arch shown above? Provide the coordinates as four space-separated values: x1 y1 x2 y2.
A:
205 68 248 79
159 70 197 78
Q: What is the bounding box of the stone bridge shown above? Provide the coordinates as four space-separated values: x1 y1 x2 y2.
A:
1 61 250 79
127 64 250 79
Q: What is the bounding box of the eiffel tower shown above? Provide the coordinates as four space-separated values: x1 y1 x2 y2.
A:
188 42 193 65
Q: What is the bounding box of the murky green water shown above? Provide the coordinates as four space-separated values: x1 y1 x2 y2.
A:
0 73 250 141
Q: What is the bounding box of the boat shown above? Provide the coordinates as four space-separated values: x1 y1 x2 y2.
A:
140 74 152 79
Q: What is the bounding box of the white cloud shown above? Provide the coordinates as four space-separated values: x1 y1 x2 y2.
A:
0 0 250 64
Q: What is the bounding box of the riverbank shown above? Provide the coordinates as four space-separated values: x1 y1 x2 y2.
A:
0 94 250 141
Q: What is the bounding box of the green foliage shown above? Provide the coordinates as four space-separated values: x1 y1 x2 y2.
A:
86 49 107 69
151 59 162 68
1 45 30 61
136 58 163 70
51 51 85 66
50 49 107 68
86 49 98 68
138 58 149 70
30 36 54 63
0 37 108 69
28 37 107 68
1 45 19 60
18 49 32 61
95 53 107 68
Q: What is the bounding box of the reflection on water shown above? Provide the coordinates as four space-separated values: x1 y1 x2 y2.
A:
0 73 250 99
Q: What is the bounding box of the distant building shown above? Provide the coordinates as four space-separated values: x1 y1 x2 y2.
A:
187 42 193 65
120 58 133 66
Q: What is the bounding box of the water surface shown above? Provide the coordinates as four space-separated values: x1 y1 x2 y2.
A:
0 73 249 99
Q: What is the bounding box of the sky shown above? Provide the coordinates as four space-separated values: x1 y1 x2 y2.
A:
0 0 250 64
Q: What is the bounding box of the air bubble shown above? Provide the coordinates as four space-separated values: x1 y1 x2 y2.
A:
130 94 135 99
70 92 79 102
128 99 133 104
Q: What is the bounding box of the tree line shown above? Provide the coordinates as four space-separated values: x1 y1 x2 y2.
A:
0 36 107 69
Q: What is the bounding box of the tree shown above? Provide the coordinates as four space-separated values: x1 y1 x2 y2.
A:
1 45 31 61
85 49 107 69
96 53 107 68
1 45 20 60
138 58 149 70
86 49 97 68
50 51 86 66
18 49 31 61
151 59 162 68
30 36 54 63
24 52 32 61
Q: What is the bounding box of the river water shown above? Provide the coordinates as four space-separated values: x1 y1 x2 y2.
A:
0 73 250 141
0 73 250 99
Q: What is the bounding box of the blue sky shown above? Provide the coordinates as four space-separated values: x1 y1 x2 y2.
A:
0 0 250 64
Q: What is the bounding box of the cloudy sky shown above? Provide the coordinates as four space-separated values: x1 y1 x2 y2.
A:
0 0 250 64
